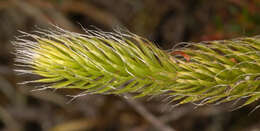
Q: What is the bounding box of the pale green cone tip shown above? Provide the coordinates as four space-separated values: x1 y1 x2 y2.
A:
14 27 260 108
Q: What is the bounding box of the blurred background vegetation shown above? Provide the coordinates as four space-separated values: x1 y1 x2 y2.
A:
1 0 260 131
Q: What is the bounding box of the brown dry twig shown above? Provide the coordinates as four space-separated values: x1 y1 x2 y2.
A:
124 94 176 131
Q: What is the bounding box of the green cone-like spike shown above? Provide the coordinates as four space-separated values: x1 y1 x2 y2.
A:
14 28 260 108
